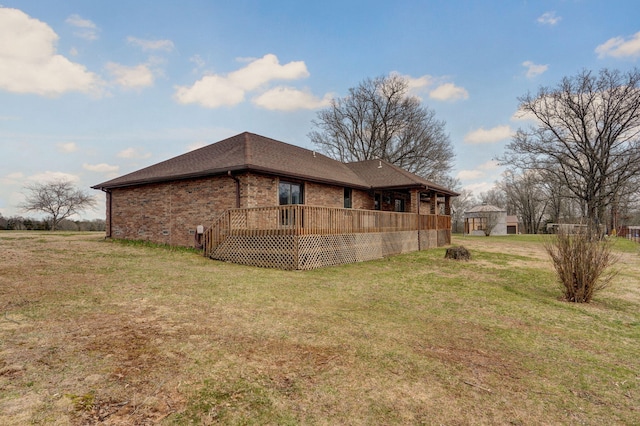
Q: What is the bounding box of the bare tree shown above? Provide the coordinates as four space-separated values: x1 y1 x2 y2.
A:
478 188 507 210
482 210 503 236
20 179 96 231
500 68 640 231
309 74 454 182
499 169 548 234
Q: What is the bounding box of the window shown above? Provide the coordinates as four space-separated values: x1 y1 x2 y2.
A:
374 193 381 210
395 198 405 212
279 181 303 227
344 188 352 208
279 181 303 205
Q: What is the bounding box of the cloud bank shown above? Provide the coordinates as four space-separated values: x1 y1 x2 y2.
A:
174 54 317 109
596 31 640 59
0 7 102 96
464 125 514 144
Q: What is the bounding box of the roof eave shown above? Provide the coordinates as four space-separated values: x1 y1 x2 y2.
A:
92 164 371 191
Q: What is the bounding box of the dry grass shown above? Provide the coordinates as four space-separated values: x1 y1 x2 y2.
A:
1 232 639 425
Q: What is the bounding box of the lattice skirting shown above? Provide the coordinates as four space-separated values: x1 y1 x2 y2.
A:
211 234 297 270
210 230 450 270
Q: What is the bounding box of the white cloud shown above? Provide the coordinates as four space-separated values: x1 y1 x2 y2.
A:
174 74 245 108
394 72 468 103
0 171 25 186
190 55 205 68
522 61 548 78
252 87 332 111
595 31 640 59
510 109 537 122
28 171 79 183
106 62 154 89
117 147 151 159
456 169 484 180
429 83 469 101
478 160 500 171
174 54 310 108
464 125 514 144
229 54 309 90
83 163 119 173
6 172 24 179
537 11 561 26
0 7 103 96
463 181 495 194
127 36 174 52
458 162 498 178
57 142 78 153
65 14 99 40
404 74 436 93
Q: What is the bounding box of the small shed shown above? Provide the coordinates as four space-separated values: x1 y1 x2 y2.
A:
506 215 519 234
464 204 507 236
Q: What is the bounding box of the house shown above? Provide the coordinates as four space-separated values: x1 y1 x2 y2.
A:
92 132 457 270
464 204 507 236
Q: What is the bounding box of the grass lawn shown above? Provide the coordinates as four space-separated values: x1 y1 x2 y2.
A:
1 232 638 425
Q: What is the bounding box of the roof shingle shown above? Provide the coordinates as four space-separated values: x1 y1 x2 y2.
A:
92 132 457 196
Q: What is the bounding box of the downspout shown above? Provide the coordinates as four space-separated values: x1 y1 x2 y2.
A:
227 171 241 208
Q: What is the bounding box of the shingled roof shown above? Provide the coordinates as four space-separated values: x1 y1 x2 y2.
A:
346 159 457 195
92 132 457 196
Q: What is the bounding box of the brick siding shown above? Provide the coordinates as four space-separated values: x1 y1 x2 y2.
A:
108 175 238 247
105 171 421 248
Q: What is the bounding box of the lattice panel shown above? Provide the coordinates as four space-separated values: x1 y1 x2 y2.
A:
210 230 450 270
211 235 297 270
297 233 385 270
420 230 438 249
297 232 419 270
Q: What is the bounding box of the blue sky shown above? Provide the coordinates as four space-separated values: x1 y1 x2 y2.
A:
1 0 639 219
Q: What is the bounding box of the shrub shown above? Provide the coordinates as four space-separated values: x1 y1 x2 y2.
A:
544 229 618 303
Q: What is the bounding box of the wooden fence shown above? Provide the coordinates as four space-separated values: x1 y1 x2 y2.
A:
203 205 450 258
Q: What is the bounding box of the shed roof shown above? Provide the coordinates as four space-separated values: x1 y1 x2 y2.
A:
466 204 506 213
92 132 457 196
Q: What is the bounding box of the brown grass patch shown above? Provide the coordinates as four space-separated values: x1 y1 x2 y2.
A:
1 232 638 425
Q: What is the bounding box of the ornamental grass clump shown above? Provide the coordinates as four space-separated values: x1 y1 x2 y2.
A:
544 228 618 303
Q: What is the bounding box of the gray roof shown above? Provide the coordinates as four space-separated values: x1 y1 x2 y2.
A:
92 132 457 196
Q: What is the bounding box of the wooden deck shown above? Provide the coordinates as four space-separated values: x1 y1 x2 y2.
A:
203 205 451 270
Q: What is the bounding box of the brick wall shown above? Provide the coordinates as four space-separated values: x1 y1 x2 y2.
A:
106 172 382 247
353 189 374 210
245 174 278 207
109 175 238 247
305 181 342 207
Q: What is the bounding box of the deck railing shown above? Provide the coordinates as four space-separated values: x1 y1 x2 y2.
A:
204 205 450 256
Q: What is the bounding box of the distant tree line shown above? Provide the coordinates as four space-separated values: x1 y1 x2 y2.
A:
447 173 640 235
0 214 105 231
